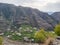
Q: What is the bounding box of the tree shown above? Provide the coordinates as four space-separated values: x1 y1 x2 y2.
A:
54 24 60 36
0 36 3 45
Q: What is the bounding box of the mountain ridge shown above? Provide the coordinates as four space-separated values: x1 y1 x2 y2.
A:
0 3 59 32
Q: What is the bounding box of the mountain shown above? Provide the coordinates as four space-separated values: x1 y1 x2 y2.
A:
51 12 60 23
0 3 58 32
0 12 9 32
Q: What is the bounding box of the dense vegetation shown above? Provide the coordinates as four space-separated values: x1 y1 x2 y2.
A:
4 25 37 42
0 24 60 45
54 24 60 36
3 24 57 43
34 29 56 43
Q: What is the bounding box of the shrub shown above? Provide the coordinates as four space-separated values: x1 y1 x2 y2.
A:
34 29 47 43
4 31 12 36
0 36 3 45
54 24 60 36
10 33 22 41
47 31 57 39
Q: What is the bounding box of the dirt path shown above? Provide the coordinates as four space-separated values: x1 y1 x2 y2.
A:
3 37 60 45
53 39 60 45
3 38 38 45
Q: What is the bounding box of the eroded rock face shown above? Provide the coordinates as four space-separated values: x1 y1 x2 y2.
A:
0 3 58 31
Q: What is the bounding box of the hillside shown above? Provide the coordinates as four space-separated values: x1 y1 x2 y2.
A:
51 12 60 23
0 3 59 32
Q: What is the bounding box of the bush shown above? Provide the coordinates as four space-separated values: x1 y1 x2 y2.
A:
34 29 47 43
11 34 22 41
0 36 3 45
34 29 56 43
4 31 12 36
54 24 60 36
48 32 57 38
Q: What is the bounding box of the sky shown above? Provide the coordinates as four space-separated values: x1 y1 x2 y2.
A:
0 0 60 12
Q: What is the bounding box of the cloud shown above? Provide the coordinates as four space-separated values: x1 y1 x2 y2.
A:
42 2 60 12
0 0 60 12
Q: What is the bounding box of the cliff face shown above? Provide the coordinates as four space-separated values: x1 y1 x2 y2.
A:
0 3 58 31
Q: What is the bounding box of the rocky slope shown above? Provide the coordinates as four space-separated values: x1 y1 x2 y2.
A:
0 3 59 32
51 12 60 23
